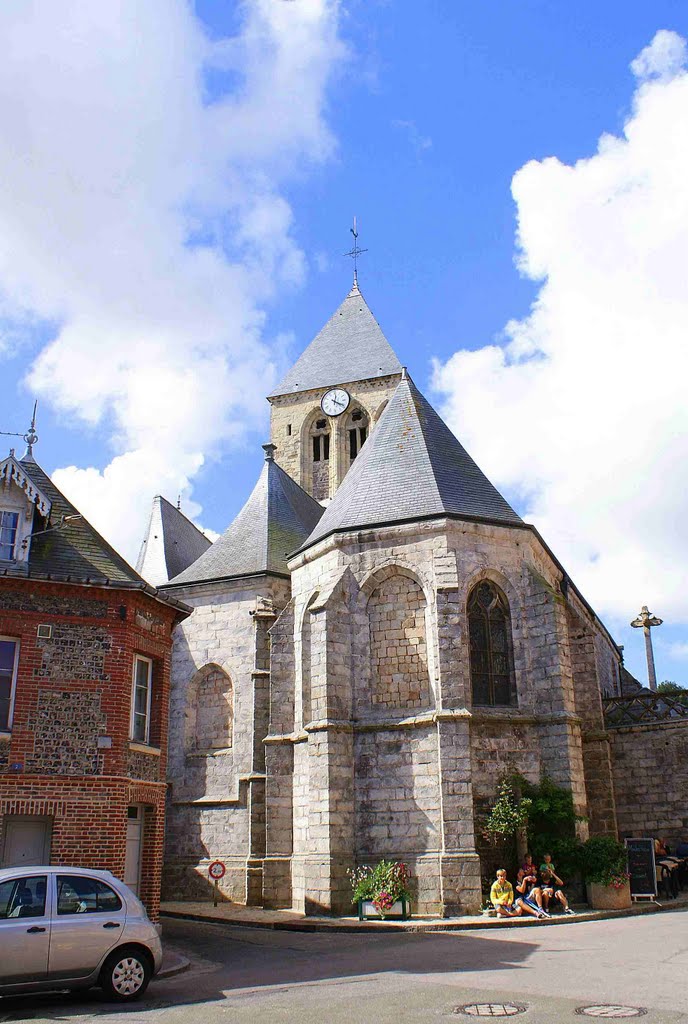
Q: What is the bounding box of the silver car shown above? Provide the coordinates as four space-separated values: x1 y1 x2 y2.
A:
0 866 162 1001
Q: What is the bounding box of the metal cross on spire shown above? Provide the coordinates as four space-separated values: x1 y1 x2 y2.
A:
344 216 368 289
630 604 663 691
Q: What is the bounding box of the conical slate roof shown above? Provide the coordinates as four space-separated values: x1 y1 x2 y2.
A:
301 374 523 551
136 495 211 587
269 283 402 397
163 447 323 587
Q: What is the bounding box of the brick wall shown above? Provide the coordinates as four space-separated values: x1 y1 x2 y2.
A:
0 578 178 917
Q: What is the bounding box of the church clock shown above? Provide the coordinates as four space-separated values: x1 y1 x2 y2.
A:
320 387 350 417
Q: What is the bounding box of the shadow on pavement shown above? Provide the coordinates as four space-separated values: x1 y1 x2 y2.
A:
0 918 538 1020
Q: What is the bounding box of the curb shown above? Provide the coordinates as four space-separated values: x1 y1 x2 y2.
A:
161 897 687 934
157 951 191 978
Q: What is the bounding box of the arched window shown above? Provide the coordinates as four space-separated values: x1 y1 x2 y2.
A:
185 664 233 753
345 406 369 463
309 415 331 500
468 580 516 706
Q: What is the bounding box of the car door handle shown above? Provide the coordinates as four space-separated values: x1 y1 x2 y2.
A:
103 921 121 929
26 926 46 933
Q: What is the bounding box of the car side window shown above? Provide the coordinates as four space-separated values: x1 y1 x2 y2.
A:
0 875 47 919
56 876 122 915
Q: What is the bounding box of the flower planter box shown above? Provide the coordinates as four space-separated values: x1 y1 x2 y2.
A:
357 897 410 921
586 881 632 910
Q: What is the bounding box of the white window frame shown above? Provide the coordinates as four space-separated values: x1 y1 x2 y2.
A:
130 655 153 745
0 636 20 733
0 510 20 561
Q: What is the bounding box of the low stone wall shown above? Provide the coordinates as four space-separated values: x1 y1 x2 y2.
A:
609 719 688 846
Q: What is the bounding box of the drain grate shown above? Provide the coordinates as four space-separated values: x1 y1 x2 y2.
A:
575 1008 647 1018
454 1005 527 1017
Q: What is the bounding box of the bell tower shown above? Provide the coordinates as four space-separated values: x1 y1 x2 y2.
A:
267 282 402 502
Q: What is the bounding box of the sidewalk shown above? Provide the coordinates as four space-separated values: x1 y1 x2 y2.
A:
161 890 688 933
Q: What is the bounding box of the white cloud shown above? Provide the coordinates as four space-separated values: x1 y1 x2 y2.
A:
433 30 688 624
0 0 344 561
631 29 687 81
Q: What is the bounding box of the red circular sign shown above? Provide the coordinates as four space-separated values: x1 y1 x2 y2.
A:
208 860 226 880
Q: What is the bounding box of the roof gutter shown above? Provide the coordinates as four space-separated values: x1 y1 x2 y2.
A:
0 567 192 619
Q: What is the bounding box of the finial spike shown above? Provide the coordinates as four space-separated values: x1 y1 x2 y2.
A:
22 399 39 461
262 443 277 462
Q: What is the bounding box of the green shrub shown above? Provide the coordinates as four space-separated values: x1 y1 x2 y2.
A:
579 836 629 887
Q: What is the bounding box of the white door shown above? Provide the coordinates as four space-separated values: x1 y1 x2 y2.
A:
124 806 144 894
2 817 51 867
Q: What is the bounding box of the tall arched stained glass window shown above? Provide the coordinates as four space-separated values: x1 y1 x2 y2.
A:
468 580 516 706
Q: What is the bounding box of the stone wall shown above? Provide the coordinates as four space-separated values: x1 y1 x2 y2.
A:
163 575 289 903
609 719 688 846
274 515 622 916
368 575 430 709
25 690 105 775
269 374 399 500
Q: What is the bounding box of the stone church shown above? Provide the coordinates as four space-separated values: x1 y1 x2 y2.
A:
138 281 624 917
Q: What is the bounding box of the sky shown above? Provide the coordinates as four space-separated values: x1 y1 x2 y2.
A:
1 0 688 686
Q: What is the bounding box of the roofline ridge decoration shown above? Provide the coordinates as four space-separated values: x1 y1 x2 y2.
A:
0 456 51 517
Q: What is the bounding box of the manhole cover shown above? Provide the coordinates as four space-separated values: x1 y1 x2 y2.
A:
575 1008 647 1018
455 1006 527 1018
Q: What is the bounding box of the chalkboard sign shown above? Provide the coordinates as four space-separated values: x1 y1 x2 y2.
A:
625 838 657 897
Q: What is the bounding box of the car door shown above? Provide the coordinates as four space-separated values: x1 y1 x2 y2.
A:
0 873 50 986
48 874 126 981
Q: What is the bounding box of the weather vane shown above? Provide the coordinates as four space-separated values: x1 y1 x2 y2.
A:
344 216 368 288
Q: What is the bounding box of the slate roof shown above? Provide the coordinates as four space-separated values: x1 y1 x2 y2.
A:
163 448 323 588
269 283 402 398
136 495 211 586
300 374 523 551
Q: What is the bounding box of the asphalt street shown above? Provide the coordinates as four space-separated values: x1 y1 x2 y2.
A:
1 908 687 1024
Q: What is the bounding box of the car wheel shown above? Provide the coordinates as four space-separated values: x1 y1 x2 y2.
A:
100 946 152 1001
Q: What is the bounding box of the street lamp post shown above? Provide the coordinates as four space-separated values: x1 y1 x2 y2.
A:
630 605 663 692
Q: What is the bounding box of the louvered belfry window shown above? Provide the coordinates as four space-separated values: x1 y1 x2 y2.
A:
468 580 516 706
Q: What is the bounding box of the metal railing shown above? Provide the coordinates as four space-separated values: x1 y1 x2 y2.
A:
603 693 688 727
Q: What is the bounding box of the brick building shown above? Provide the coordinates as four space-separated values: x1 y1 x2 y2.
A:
0 444 189 918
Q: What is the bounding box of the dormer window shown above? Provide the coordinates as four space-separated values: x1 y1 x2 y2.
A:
0 511 19 560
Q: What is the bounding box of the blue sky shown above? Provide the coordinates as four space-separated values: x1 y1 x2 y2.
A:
2 1 687 685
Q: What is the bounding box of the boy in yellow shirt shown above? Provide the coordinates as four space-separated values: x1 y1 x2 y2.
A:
490 868 517 918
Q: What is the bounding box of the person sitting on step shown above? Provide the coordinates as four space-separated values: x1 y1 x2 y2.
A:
540 867 575 915
515 867 549 919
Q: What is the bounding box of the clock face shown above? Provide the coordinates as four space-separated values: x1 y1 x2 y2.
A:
321 387 350 417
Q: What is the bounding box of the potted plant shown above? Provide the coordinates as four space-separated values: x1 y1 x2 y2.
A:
349 860 412 920
580 836 631 910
